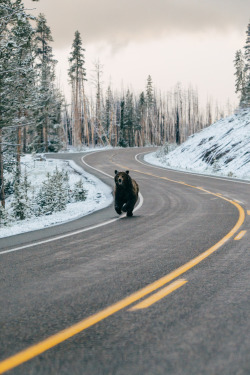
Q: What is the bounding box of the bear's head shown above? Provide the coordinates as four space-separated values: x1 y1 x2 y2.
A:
114 170 130 187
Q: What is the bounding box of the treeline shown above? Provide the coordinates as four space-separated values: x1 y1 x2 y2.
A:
0 1 234 157
66 32 233 149
66 71 233 149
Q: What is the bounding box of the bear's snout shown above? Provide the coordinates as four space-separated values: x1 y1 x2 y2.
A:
118 178 122 184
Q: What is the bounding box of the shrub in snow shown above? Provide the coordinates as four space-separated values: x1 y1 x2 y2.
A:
11 170 31 221
0 205 9 227
156 142 177 159
36 168 70 216
72 180 87 202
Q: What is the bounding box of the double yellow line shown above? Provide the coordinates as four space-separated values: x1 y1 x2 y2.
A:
0 163 246 374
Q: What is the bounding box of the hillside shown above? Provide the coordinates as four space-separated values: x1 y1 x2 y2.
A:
145 109 250 180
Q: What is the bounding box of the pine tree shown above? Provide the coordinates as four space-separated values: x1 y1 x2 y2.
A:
34 13 62 152
73 179 86 202
11 169 31 220
124 90 135 147
68 31 87 147
6 9 36 175
146 75 154 108
36 172 54 215
0 0 28 36
105 86 116 144
0 204 9 227
243 21 250 108
118 98 127 147
234 50 246 97
36 168 69 215
145 75 155 144
52 168 68 211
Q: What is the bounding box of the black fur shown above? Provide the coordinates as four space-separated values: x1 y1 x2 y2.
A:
114 170 139 217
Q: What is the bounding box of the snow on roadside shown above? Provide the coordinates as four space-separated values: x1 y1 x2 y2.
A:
0 154 113 239
144 109 250 181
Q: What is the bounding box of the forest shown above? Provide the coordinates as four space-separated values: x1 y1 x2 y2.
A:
1 0 249 221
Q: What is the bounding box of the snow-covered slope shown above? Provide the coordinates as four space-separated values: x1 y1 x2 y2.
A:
145 109 250 180
0 155 113 238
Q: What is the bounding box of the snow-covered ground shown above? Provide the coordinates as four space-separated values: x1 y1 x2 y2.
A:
145 109 250 181
0 154 113 238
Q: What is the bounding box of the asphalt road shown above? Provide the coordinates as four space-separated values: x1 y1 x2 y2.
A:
0 148 249 375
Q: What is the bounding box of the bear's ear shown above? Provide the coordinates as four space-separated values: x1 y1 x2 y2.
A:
114 170 118 175
126 170 129 175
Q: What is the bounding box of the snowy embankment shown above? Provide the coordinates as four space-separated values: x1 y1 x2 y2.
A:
145 109 250 181
0 155 113 238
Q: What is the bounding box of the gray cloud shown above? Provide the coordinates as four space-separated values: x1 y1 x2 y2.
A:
24 0 249 48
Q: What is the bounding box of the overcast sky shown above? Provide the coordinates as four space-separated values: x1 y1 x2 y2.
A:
23 0 249 107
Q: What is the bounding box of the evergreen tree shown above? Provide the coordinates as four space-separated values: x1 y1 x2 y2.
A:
234 49 246 98
105 86 115 144
6 8 36 175
146 75 154 108
243 21 250 107
145 75 155 144
36 168 69 215
124 90 135 147
68 31 87 147
0 0 28 36
118 98 127 147
0 204 9 227
33 13 62 152
105 86 112 134
11 169 30 220
72 179 87 202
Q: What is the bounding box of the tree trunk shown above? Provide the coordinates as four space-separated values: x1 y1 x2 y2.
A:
17 126 22 178
82 81 89 146
45 110 48 152
0 128 5 208
23 126 27 153
176 107 180 145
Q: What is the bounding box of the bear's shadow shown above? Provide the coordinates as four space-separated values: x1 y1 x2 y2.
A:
120 215 142 220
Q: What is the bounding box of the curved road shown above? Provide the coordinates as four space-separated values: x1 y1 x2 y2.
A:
0 148 249 375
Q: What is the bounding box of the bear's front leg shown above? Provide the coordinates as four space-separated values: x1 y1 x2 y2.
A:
115 205 122 215
114 198 123 214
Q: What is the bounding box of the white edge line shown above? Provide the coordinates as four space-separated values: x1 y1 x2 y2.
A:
135 151 250 185
0 153 144 256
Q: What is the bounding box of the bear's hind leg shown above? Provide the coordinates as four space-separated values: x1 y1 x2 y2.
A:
124 199 136 217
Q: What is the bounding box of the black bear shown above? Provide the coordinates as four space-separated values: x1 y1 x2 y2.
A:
114 170 139 217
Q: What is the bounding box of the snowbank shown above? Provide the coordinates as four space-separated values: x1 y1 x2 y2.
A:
0 155 113 238
145 109 250 181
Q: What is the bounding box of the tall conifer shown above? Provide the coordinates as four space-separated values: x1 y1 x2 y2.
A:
68 31 87 147
243 21 250 107
34 13 61 152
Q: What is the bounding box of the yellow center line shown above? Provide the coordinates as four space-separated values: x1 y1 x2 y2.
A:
0 160 246 374
234 230 247 240
129 279 187 311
